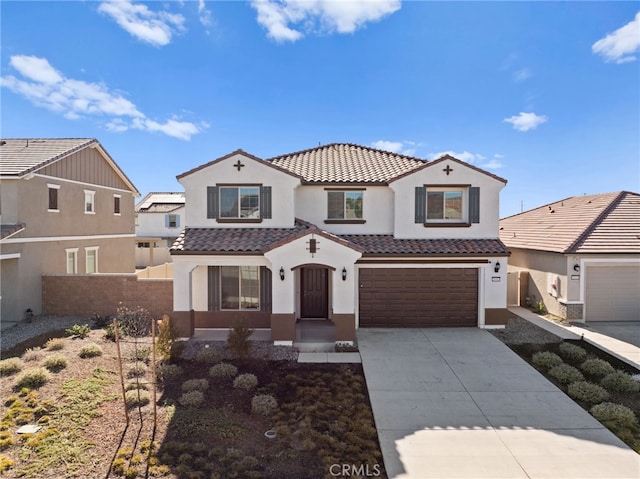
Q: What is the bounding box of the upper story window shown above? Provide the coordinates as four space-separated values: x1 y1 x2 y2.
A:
166 214 180 228
325 189 365 224
415 186 480 227
84 190 96 214
48 184 60 212
207 185 271 223
114 195 121 215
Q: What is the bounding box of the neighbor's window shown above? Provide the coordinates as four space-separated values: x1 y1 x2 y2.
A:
113 195 121 215
84 190 95 214
220 266 259 310
168 214 178 228
66 248 78 274
220 186 260 219
85 247 98 273
327 191 363 220
427 190 463 221
48 184 60 211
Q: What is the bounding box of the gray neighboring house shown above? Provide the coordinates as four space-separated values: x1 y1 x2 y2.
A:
0 138 140 329
500 191 640 322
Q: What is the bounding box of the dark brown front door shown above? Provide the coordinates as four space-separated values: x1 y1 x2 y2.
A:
301 267 328 318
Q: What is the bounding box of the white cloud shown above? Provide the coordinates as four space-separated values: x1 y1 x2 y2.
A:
198 0 213 29
429 150 485 163
592 12 640 64
371 139 416 156
98 0 185 46
503 112 548 132
1 55 205 141
479 159 503 170
513 68 531 82
251 0 401 42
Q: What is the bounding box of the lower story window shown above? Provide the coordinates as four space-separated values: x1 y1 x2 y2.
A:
221 266 259 310
66 248 78 274
85 247 99 274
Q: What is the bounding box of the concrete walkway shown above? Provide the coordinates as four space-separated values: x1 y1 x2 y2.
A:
509 307 640 369
358 328 640 479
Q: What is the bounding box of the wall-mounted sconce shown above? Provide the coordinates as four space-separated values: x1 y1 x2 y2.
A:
279 267 285 281
494 261 501 273
342 267 347 281
573 264 580 272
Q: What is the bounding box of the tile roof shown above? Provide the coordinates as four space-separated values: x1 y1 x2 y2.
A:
267 143 427 184
1 223 26 240
0 138 95 176
500 191 640 254
339 235 509 256
136 192 185 213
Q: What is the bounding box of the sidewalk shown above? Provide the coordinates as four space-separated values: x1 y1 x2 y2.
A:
508 307 640 369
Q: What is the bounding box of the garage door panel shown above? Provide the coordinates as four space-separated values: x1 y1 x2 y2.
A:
359 268 478 327
586 266 640 322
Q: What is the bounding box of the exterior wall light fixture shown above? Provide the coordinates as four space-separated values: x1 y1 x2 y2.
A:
279 267 285 281
494 261 501 273
573 264 580 272
342 267 347 281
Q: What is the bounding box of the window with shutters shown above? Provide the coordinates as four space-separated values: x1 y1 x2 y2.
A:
48 184 60 212
220 266 260 310
207 185 271 223
416 185 480 227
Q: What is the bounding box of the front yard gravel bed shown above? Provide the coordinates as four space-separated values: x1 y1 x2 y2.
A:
1 316 95 355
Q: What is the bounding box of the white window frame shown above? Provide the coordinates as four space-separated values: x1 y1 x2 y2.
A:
84 190 96 214
425 187 467 223
48 183 61 213
113 194 121 216
167 214 178 228
65 248 78 274
85 246 99 273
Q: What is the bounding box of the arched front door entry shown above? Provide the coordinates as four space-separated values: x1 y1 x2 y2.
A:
300 266 329 319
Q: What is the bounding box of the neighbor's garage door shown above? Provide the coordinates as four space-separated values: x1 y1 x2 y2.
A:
585 265 640 322
359 268 478 327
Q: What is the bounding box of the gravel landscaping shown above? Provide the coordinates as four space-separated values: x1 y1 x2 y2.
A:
1 316 95 353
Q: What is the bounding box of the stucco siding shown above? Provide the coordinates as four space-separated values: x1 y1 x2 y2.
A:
136 206 185 239
0 180 19 224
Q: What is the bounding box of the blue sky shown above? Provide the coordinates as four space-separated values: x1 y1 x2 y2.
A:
1 1 639 217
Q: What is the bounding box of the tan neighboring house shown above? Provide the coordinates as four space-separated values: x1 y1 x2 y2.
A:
0 138 140 328
500 191 640 322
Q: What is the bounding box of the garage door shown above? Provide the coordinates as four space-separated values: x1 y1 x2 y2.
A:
359 268 478 327
585 266 640 322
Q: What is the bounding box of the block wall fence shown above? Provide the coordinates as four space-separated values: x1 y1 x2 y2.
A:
42 274 173 320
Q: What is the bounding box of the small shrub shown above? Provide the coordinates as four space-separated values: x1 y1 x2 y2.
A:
126 363 148 379
125 466 139 479
125 390 151 409
112 457 126 476
43 354 67 372
567 381 609 404
209 362 238 379
179 390 204 408
158 363 183 381
116 303 151 337
580 358 615 378
77 343 102 358
149 465 170 477
130 347 151 363
45 338 64 351
532 300 546 314
13 367 50 390
251 394 278 416
182 379 209 393
0 432 15 450
65 323 91 338
532 351 563 371
600 371 640 393
0 454 14 473
104 322 125 342
558 342 587 362
93 314 112 328
126 382 149 391
195 347 221 364
590 402 637 428
0 358 24 377
548 364 584 384
22 347 43 362
227 321 253 361
233 373 258 391
156 314 178 360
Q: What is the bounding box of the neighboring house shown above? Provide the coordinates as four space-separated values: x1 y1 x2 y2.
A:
170 143 509 344
0 138 140 328
135 192 185 268
500 191 640 322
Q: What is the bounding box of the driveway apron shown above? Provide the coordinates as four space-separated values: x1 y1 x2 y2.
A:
358 328 640 479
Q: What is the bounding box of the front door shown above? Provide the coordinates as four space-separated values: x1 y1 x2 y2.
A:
301 267 328 318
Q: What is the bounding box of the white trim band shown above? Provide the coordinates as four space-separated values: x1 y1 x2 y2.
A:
1 233 135 244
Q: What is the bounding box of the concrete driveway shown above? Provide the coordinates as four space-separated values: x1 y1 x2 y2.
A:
358 328 640 479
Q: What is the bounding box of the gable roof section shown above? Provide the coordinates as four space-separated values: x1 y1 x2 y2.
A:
176 149 301 181
0 138 139 195
267 143 426 184
500 191 640 254
136 192 185 213
389 155 508 184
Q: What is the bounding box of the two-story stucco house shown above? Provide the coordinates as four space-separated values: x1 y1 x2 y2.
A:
0 138 139 328
135 192 185 268
170 144 510 344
